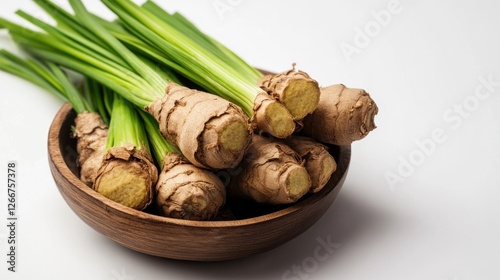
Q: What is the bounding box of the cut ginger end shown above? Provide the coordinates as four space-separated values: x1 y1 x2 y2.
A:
286 166 311 198
96 166 149 209
319 155 337 187
282 79 320 120
266 102 296 138
219 121 249 152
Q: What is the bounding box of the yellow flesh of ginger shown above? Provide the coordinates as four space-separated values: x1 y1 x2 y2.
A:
266 102 295 138
97 166 148 209
219 121 249 152
283 79 320 120
287 167 311 197
320 156 337 186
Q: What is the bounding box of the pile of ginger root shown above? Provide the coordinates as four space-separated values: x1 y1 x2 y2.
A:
76 67 378 221
224 72 378 209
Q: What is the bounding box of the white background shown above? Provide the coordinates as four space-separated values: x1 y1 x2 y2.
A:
1 0 500 279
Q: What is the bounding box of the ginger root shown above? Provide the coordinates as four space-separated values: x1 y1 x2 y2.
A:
229 135 311 204
94 144 158 210
302 84 378 145
155 153 226 220
146 83 252 170
73 111 108 186
252 92 296 138
259 68 320 121
284 136 337 193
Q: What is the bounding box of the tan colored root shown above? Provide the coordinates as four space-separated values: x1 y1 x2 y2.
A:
252 92 295 138
259 69 320 120
155 153 226 221
229 135 311 204
284 136 337 193
302 84 378 145
94 145 158 210
73 111 108 186
146 83 252 170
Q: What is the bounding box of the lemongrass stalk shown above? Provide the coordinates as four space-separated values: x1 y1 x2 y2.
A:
102 0 256 113
2 12 160 107
0 0 252 170
0 50 108 186
139 110 225 221
89 12 218 98
144 2 320 121
142 0 261 82
69 0 166 92
105 93 148 151
83 78 109 124
139 110 179 166
94 92 157 210
0 11 160 107
101 0 296 137
0 50 90 113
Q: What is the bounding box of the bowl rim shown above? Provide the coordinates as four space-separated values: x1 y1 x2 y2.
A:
49 102 351 228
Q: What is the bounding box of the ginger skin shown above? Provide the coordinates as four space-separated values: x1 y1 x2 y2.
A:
302 84 378 145
146 83 252 170
259 68 320 121
252 92 296 139
94 145 158 210
73 111 108 186
155 153 226 221
229 135 311 205
284 136 337 193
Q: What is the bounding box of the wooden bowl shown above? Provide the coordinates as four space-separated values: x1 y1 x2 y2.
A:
47 103 351 261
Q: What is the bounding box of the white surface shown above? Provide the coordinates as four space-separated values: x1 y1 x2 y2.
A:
1 0 499 279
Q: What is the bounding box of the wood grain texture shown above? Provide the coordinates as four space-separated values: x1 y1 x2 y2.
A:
48 103 351 261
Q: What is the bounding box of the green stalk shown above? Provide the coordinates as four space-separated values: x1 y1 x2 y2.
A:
106 93 148 152
102 85 115 119
0 2 164 108
0 50 90 114
94 90 157 211
84 78 110 124
68 0 166 93
16 9 124 70
2 0 254 171
102 0 259 115
89 12 223 99
33 0 110 54
1 17 155 106
139 110 179 166
142 0 261 81
0 49 110 187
